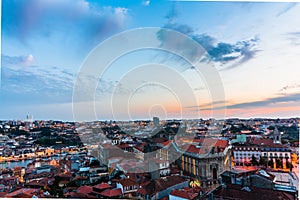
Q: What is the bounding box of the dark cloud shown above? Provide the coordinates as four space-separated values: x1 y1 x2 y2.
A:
158 6 260 69
198 93 300 111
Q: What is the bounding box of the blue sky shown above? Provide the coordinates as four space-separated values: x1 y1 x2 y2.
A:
1 0 300 121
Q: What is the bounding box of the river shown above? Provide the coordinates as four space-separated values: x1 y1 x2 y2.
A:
0 155 61 169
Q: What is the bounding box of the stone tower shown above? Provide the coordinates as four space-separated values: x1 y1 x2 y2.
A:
273 127 281 144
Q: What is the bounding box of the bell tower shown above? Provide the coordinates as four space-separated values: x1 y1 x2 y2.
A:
273 127 281 144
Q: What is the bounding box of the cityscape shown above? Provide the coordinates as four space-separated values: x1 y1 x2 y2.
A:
1 0 300 199
0 117 299 199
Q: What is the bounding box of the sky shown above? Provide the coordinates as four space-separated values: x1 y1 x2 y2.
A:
1 0 300 121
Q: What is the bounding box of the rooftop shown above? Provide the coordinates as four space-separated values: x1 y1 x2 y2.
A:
214 184 294 200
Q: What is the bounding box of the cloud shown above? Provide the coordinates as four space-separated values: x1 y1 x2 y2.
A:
142 0 150 6
158 7 260 69
284 32 300 46
1 54 75 104
276 3 298 17
1 54 132 106
198 93 300 111
185 100 227 110
279 84 300 92
2 0 129 47
1 54 34 67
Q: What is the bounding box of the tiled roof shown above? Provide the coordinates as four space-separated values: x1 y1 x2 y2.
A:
0 192 8 198
137 176 188 196
170 187 201 200
73 176 88 181
214 184 294 200
162 140 172 146
215 139 229 149
26 177 54 187
153 138 167 144
13 166 22 171
251 138 271 145
117 178 138 187
185 138 228 154
65 191 96 199
93 182 111 190
117 143 131 148
137 188 147 195
100 188 122 197
5 188 39 198
77 185 94 194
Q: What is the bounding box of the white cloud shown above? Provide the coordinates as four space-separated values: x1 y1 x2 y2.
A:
142 0 150 6
1 54 34 69
24 54 34 65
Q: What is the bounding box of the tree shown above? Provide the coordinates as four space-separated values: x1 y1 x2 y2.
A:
66 180 78 188
268 159 274 168
259 156 267 167
250 155 259 166
286 161 292 171
276 158 283 169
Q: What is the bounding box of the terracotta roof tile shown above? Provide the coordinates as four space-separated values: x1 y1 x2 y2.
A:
93 182 111 190
77 186 93 194
117 178 138 187
100 188 122 197
214 184 294 200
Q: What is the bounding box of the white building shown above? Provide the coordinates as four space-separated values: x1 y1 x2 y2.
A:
233 145 261 166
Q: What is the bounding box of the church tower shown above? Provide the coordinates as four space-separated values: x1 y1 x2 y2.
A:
273 127 281 144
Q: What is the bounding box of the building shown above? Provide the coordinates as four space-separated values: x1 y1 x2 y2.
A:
176 138 231 186
233 144 261 166
153 117 160 126
212 184 295 200
273 127 281 144
116 178 139 198
218 169 297 199
169 187 203 200
252 138 291 169
232 137 292 168
137 175 189 200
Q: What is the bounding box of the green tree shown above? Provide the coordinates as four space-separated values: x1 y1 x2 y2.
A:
275 158 283 169
250 155 259 166
268 159 274 168
286 160 292 170
259 156 267 167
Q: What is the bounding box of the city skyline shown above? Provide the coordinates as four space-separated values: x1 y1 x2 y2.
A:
1 1 300 121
